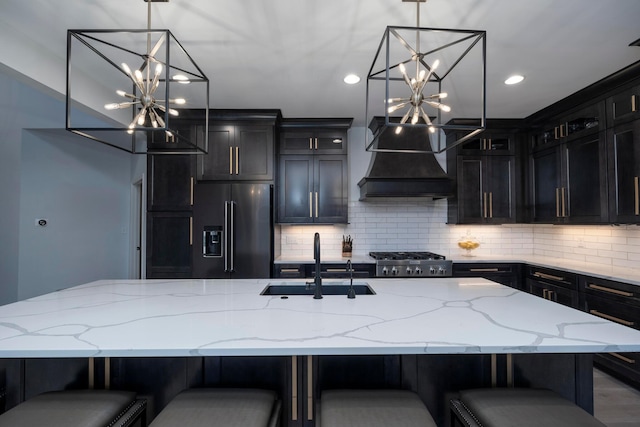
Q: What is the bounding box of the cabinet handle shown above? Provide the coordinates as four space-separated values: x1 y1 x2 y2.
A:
189 217 193 246
483 192 488 218
280 268 301 273
561 187 567 217
315 138 318 150
307 355 313 421
309 192 313 218
309 137 313 150
487 138 492 150
548 289 555 301
609 352 636 364
555 188 560 218
470 268 500 272
489 192 493 218
589 310 634 327
634 176 639 216
554 127 559 140
190 177 194 206
588 283 633 297
235 146 239 175
229 146 233 175
542 289 548 299
533 271 565 282
326 268 348 273
315 192 319 218
632 94 637 113
291 356 298 421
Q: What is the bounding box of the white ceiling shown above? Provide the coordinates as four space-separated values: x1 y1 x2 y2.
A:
1 0 639 126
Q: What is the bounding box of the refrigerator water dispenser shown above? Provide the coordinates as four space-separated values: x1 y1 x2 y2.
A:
203 226 223 257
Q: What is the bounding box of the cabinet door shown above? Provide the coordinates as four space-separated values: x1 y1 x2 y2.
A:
315 129 348 154
608 84 640 126
147 155 194 211
485 156 515 223
235 125 274 180
280 130 315 154
315 155 348 223
278 156 313 223
457 157 484 223
531 147 562 222
459 133 513 155
147 212 192 278
198 125 235 180
527 279 578 308
565 132 607 223
608 120 640 223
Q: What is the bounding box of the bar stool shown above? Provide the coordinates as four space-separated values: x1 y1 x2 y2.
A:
450 388 606 427
320 389 437 427
149 388 280 427
0 389 146 427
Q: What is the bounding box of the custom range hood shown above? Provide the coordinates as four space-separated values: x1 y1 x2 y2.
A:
358 118 455 200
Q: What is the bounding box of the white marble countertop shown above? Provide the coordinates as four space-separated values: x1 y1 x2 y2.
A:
1 278 640 358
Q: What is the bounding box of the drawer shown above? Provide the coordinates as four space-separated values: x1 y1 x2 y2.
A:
453 263 520 276
581 276 640 307
274 264 305 278
585 293 640 331
526 265 577 291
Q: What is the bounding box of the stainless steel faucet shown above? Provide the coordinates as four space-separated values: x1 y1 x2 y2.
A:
309 232 322 299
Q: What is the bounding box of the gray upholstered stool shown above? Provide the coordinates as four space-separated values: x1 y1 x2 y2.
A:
450 388 606 427
0 389 146 427
149 388 280 427
320 389 437 427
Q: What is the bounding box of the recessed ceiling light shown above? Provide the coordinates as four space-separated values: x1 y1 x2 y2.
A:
504 75 525 85
343 74 361 85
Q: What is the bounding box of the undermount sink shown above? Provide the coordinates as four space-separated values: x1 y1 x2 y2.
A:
260 281 375 296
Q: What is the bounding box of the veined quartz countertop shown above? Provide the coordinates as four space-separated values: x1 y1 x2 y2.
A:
1 278 640 358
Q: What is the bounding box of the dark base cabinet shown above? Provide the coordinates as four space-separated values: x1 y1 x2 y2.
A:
452 263 523 290
526 265 579 308
582 275 640 388
273 263 375 279
146 212 192 278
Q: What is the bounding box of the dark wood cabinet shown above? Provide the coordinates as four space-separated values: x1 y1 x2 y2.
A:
146 211 192 278
607 119 640 223
452 263 523 290
531 103 603 149
280 128 347 155
607 83 640 126
455 155 516 224
277 119 351 224
531 131 607 224
197 123 274 181
147 154 195 211
582 275 640 388
447 121 523 224
526 265 579 309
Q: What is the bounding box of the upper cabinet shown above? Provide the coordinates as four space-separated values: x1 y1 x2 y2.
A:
147 154 195 211
607 119 640 224
529 102 608 224
195 110 280 182
447 120 524 224
607 83 640 126
277 119 352 224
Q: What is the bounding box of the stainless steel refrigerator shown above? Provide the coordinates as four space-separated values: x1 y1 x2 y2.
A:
192 182 273 278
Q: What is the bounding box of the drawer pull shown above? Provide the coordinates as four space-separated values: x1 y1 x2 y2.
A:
291 356 298 421
588 284 633 297
326 268 347 273
280 268 300 273
533 271 564 282
609 352 636 364
469 268 500 272
589 310 635 327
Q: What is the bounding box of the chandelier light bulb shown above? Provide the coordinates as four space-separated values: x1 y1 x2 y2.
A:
104 103 119 110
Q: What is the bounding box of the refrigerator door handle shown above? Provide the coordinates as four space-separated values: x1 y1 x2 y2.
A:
230 201 235 272
224 201 230 272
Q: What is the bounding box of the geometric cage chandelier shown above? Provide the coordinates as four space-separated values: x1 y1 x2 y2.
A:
66 0 209 154
365 0 486 154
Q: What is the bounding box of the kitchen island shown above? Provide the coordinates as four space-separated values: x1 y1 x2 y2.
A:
2 277 640 425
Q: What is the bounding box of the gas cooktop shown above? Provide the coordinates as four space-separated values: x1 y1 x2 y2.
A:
369 251 452 277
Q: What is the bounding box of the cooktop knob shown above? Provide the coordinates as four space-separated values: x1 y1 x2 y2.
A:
406 267 412 275
415 267 422 275
391 267 398 276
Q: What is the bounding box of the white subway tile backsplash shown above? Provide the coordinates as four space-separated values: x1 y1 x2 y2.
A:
278 201 640 262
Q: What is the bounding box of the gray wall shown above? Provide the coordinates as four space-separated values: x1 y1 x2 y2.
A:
1 65 140 303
